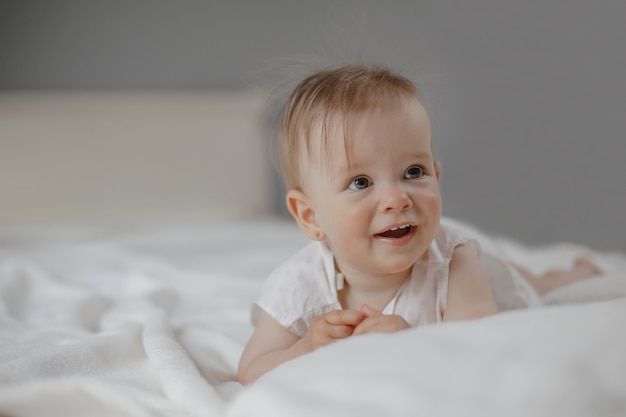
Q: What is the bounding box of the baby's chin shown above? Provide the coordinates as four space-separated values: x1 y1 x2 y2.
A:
365 258 419 277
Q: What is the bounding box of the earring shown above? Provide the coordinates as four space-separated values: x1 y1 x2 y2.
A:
313 230 322 240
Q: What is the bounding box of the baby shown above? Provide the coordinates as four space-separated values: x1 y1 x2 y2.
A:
237 64 599 384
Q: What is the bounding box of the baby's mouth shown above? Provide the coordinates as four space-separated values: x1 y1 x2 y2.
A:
376 225 413 239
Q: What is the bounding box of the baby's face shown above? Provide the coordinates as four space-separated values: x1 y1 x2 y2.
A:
302 96 442 280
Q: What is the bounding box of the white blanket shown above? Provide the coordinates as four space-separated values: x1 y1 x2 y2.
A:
0 218 625 417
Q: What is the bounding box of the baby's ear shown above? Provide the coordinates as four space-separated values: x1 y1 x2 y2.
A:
286 189 325 241
434 161 441 181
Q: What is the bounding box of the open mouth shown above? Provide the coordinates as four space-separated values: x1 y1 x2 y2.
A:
375 224 413 239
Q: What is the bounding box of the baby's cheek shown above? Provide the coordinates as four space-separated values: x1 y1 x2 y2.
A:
422 190 442 215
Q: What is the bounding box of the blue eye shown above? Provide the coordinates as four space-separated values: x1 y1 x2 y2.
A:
405 166 425 179
348 177 371 190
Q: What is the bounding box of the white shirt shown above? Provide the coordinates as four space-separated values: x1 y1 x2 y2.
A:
253 222 540 337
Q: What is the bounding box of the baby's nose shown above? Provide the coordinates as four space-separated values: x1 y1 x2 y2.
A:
380 187 412 212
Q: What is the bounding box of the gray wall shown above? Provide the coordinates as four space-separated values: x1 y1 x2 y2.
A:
1 0 625 250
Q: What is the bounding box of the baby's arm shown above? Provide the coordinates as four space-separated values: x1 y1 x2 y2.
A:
443 244 499 321
237 309 364 384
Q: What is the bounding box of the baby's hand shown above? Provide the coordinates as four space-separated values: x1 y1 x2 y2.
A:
353 304 410 335
303 309 365 351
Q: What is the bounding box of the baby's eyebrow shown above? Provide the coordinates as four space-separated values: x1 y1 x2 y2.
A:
332 160 371 179
407 151 433 161
333 150 432 174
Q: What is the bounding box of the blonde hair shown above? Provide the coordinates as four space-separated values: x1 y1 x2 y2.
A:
278 64 421 190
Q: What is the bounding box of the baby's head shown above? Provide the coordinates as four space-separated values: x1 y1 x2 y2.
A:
277 64 441 278
278 64 421 191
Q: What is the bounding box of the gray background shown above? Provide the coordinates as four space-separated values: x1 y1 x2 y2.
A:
1 0 624 250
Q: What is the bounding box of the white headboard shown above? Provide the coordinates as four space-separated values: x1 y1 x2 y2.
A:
0 91 275 227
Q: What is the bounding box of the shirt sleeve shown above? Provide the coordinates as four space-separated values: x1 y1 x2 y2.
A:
251 242 341 337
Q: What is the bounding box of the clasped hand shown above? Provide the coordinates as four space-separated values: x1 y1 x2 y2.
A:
303 304 410 352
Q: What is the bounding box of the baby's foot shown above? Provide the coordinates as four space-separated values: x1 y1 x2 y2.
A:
572 257 603 279
539 257 601 290
525 257 602 295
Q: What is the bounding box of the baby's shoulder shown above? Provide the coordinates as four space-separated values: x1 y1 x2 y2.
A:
259 241 333 304
422 221 483 271
433 221 477 253
254 241 337 336
267 241 328 281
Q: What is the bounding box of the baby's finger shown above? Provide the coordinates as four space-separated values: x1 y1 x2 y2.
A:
352 319 372 336
328 324 354 339
360 304 382 317
324 309 365 326
353 314 410 335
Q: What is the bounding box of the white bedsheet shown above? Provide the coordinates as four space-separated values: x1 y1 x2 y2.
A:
0 218 625 417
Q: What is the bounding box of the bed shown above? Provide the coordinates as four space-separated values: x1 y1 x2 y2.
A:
1 92 625 417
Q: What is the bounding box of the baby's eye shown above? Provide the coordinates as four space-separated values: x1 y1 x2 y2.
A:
348 177 371 190
404 166 425 179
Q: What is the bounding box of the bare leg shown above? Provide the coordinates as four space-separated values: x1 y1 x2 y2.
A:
513 258 602 295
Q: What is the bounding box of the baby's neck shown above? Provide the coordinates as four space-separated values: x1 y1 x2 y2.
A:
336 267 412 312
